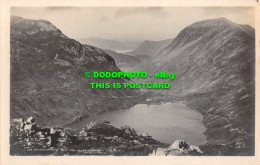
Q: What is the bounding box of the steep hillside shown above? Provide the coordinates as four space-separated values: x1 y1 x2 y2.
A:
126 39 172 56
10 16 140 127
102 49 140 70
138 18 255 155
78 37 142 52
133 54 151 61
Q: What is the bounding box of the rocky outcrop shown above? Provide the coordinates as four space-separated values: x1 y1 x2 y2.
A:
150 140 202 156
10 16 140 127
12 116 36 132
10 117 165 155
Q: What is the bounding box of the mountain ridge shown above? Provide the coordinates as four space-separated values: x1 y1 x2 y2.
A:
10 16 140 127
126 39 172 57
157 17 254 56
134 17 255 154
78 37 143 52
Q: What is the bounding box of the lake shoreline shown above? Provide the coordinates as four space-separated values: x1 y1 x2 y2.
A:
67 100 207 146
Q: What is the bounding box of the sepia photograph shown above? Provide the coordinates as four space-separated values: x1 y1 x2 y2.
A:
8 7 255 156
0 0 259 165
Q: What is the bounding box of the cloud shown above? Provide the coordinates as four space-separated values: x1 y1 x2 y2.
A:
11 7 254 40
114 7 170 18
98 16 110 23
44 7 81 12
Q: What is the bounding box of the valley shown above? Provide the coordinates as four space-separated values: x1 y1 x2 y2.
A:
10 16 255 156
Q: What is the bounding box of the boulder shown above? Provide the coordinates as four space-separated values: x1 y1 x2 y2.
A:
46 136 52 146
11 118 25 130
24 123 36 131
26 116 35 124
50 128 56 134
121 126 137 136
150 140 203 156
20 122 25 131
12 118 24 123
151 148 168 156
60 131 66 137
189 145 203 154
141 132 152 138
169 140 189 150
133 140 141 145
79 129 88 137
23 117 36 132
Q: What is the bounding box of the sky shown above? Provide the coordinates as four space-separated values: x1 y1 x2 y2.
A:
11 7 255 41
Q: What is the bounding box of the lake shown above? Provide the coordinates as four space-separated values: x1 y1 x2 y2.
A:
70 102 207 145
114 49 133 53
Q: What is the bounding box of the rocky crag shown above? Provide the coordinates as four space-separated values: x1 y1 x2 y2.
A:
11 117 166 155
10 16 141 127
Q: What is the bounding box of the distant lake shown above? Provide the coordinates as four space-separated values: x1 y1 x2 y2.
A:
70 102 207 145
114 49 133 53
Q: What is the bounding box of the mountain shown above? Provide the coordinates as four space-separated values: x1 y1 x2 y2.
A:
78 37 143 52
126 39 172 56
102 49 140 70
10 16 140 127
133 54 151 62
10 16 255 155
137 18 255 155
